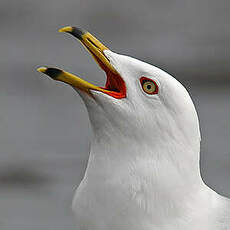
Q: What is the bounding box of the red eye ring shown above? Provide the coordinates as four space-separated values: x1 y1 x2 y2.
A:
140 77 158 95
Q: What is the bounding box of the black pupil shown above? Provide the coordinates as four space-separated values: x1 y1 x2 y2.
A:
147 84 152 90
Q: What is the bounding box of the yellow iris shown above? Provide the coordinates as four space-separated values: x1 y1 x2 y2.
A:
142 81 156 94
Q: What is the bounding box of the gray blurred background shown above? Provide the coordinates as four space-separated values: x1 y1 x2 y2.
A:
0 0 230 229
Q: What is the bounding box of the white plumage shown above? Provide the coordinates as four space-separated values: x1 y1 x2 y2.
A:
72 50 230 230
38 27 230 230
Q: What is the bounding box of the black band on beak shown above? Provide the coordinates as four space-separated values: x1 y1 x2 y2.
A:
37 67 63 80
69 27 86 40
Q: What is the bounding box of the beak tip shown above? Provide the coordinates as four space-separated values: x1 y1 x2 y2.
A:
37 67 47 73
37 67 63 80
58 26 73 33
58 26 86 40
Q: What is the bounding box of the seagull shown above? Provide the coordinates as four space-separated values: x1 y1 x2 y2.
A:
37 26 230 230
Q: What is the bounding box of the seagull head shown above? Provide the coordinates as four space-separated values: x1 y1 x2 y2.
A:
38 27 201 176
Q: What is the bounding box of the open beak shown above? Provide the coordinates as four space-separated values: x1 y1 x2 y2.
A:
37 26 126 99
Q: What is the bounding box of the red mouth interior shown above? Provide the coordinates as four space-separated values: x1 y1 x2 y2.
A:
101 71 126 99
93 54 126 99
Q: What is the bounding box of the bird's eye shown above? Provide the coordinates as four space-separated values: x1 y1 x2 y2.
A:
140 77 158 95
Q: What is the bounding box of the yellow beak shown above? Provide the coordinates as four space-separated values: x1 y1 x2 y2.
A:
37 66 108 94
37 26 116 93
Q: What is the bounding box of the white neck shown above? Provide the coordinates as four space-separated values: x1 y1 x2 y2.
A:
77 91 218 229
85 127 207 215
